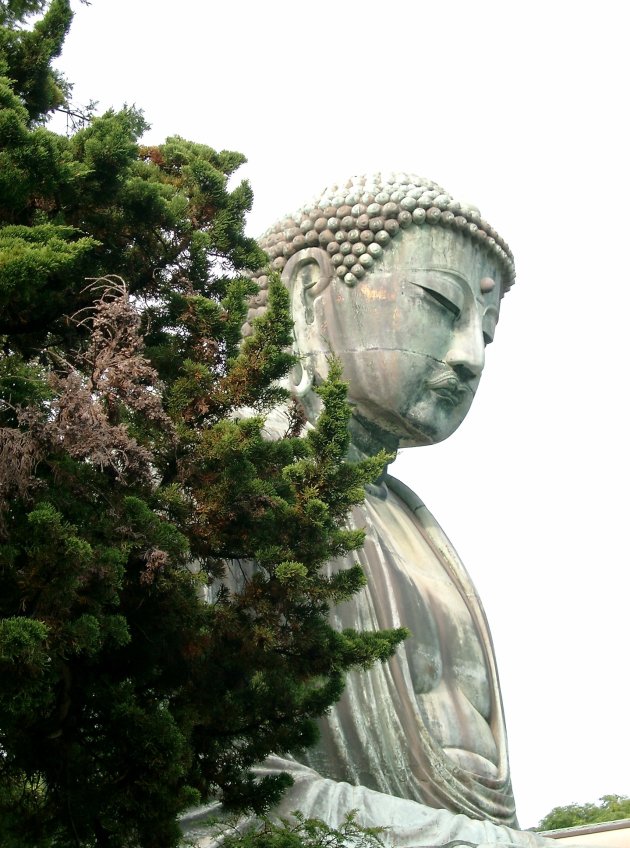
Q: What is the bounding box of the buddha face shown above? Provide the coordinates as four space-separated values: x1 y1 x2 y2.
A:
290 226 503 448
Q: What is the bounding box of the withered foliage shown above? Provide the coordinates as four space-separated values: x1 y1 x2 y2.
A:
78 278 175 434
0 427 42 505
0 278 174 516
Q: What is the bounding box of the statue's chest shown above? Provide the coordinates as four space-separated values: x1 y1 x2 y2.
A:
313 485 504 792
334 491 492 721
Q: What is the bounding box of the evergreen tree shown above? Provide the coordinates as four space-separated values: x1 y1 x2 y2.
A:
0 3 407 846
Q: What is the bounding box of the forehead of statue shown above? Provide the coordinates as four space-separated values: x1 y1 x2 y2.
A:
367 226 503 304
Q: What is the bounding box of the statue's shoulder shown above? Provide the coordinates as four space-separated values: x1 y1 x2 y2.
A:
383 473 475 594
384 473 426 515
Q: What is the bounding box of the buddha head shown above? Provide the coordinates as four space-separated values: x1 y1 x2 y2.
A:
244 172 514 451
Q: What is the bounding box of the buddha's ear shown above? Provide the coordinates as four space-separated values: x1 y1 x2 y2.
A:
280 247 334 397
281 247 334 354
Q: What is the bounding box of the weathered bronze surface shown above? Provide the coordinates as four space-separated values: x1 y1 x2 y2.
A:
187 173 561 848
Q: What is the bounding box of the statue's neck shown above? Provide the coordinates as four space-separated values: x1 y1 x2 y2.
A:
347 413 399 468
300 386 397 473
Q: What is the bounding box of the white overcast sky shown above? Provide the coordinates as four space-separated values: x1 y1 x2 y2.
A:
53 0 629 829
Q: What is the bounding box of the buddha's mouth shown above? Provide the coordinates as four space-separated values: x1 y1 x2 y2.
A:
426 373 470 406
443 746 500 779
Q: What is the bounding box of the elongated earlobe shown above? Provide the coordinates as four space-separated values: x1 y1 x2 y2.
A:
288 360 313 397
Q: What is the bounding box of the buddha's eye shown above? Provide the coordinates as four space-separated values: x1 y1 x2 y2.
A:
423 288 460 318
411 274 464 318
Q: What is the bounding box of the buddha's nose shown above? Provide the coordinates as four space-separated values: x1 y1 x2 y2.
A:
445 320 485 381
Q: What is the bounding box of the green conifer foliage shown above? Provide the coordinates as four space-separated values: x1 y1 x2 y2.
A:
0 5 407 846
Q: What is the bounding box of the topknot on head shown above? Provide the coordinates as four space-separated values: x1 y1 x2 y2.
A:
257 171 514 286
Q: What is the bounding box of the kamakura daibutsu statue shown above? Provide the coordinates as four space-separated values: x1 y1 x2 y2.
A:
184 173 562 848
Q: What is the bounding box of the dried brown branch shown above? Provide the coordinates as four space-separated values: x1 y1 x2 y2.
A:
0 277 176 517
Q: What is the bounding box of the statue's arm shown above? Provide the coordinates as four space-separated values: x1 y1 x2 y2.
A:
254 756 557 848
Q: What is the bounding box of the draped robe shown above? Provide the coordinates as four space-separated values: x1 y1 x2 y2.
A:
298 474 516 826
183 475 566 848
